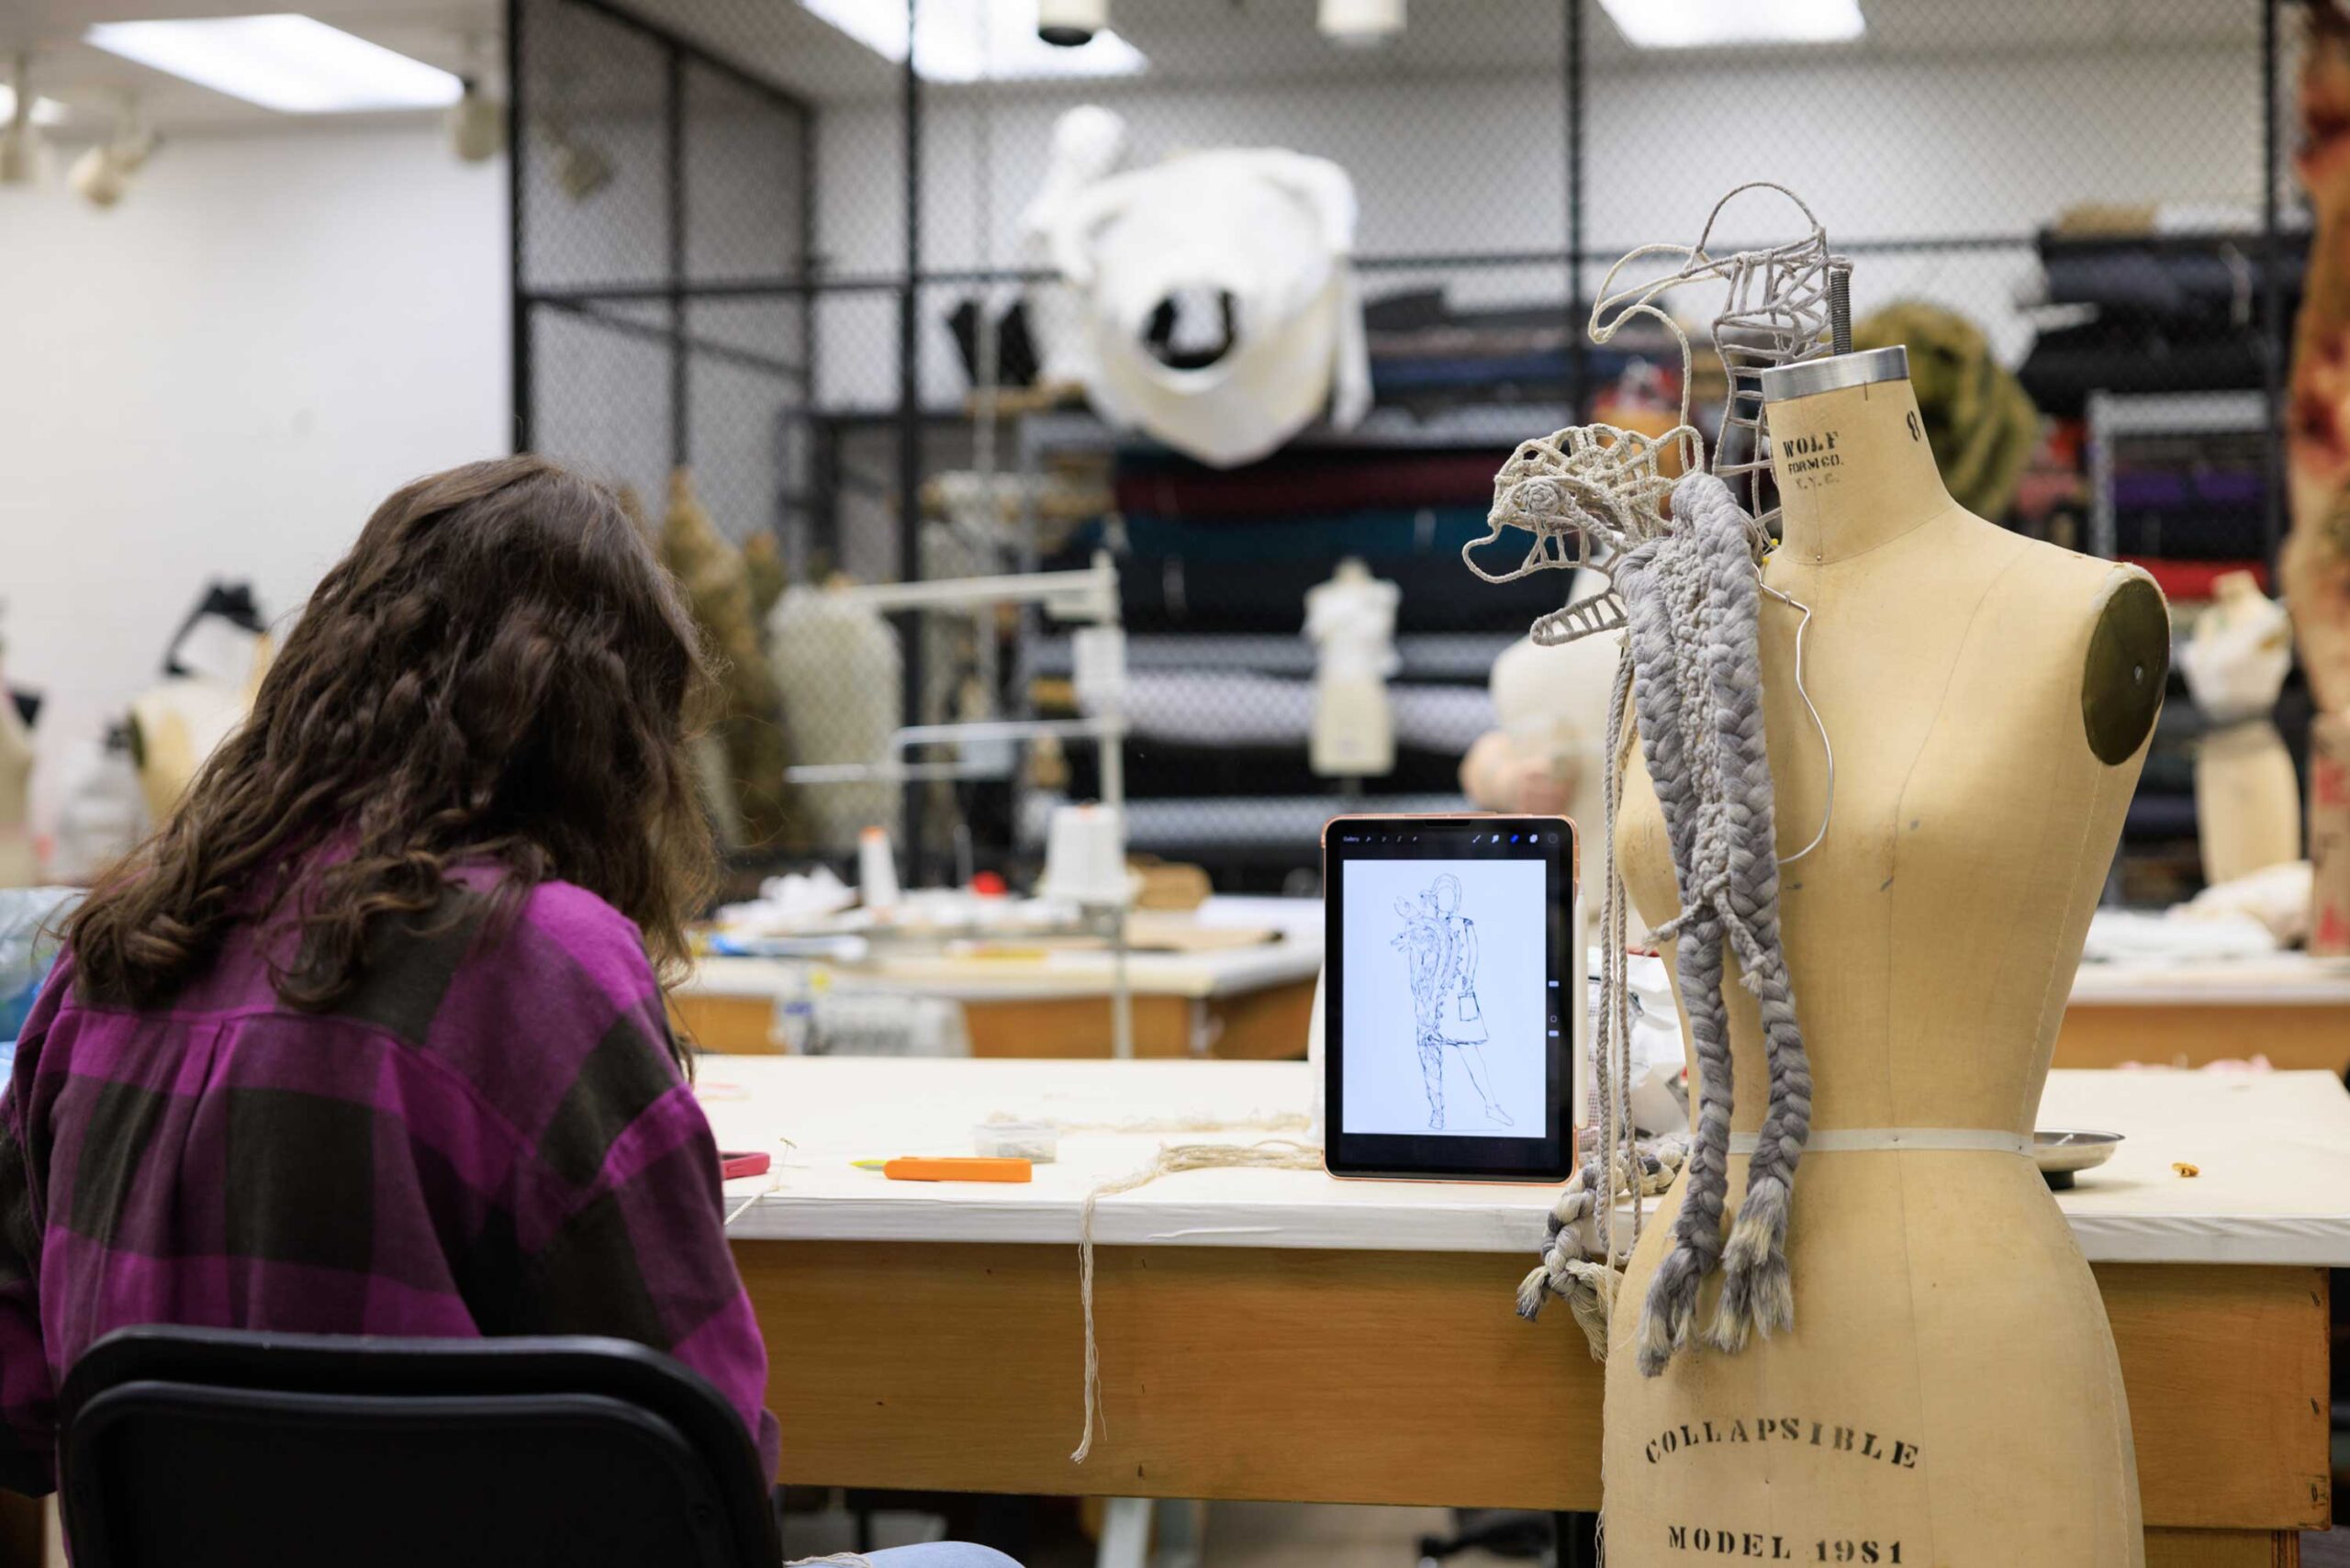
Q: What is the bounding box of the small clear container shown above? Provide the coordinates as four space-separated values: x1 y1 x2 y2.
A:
973 1119 1059 1163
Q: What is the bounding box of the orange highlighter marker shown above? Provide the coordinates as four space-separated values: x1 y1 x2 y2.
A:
854 1156 1033 1183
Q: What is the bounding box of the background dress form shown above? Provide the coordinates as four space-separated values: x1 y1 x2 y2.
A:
2179 570 2301 887
1601 364 2163 1565
1306 557 1400 778
129 613 270 827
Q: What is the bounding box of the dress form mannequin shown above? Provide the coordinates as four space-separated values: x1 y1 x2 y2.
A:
1305 556 1399 778
2180 571 2301 886
130 601 272 824
1603 348 2165 1564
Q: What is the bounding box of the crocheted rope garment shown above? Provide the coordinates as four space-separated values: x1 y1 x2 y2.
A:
1505 469 1813 1379
1617 470 1812 1374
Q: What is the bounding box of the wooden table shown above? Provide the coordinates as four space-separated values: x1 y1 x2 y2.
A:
2059 957 2350 1073
677 944 1320 1060
705 1059 2344 1568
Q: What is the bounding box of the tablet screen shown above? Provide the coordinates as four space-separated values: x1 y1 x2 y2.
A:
1324 815 1575 1182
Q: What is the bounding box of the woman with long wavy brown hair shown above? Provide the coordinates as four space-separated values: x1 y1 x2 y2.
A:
0 458 776 1495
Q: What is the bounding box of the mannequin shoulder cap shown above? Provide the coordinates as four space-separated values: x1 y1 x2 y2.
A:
2080 562 2170 765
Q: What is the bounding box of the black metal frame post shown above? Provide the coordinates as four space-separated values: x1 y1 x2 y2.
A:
507 0 531 453
666 41 688 472
1565 0 1587 420
2262 0 2287 572
896 0 927 879
793 99 821 568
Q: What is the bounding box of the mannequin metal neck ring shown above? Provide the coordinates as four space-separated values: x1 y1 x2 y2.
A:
1759 344 1908 405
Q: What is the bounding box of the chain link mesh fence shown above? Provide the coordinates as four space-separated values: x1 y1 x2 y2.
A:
513 0 2295 899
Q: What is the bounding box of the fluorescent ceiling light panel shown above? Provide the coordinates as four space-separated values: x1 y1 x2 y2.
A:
1599 0 1863 49
84 15 462 113
0 87 68 127
799 0 1147 82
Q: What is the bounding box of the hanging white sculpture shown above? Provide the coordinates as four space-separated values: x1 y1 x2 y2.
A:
1049 141 1371 467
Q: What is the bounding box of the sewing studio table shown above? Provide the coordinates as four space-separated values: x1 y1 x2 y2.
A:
707 1058 2344 1568
677 942 1321 1059
2059 954 2350 1073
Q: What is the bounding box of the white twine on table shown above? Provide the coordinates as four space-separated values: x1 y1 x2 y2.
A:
722 1137 798 1226
991 1109 1314 1137
1069 1137 1326 1463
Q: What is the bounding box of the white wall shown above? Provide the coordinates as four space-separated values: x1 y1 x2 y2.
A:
0 123 509 845
811 39 2266 407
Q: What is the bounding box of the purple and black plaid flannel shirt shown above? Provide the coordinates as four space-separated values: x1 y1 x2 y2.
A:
0 874 779 1494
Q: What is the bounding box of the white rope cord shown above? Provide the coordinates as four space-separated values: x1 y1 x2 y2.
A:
1069 1137 1326 1462
1005 1110 1314 1136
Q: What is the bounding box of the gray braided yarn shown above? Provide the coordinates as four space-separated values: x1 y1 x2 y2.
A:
1619 470 1812 1376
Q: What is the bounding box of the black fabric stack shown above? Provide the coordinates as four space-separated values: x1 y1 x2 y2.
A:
2018 229 2305 419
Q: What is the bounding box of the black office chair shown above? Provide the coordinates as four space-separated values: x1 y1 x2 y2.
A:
58 1327 782 1568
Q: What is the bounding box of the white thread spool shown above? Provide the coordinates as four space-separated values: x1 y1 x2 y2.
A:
1040 803 1132 907
856 825 901 913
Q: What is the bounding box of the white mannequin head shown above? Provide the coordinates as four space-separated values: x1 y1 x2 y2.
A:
1047 105 1125 187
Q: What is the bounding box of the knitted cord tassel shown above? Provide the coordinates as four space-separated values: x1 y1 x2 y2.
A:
1516 648 1687 1351
1622 471 1812 1377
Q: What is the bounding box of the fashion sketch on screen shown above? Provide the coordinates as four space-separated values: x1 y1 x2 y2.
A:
1392 876 1509 1130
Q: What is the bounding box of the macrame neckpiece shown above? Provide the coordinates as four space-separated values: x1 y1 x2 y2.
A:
1460 421 1690 646
1472 190 1840 1373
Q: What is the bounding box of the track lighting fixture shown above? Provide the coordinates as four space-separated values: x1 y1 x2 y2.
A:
1037 0 1108 48
1318 0 1406 47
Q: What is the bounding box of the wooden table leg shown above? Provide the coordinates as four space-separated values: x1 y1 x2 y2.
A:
2143 1528 2301 1566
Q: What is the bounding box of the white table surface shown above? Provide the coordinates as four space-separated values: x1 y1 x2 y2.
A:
687 940 1322 1004
704 1058 2350 1267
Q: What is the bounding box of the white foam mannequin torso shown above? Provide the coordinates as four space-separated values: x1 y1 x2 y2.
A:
2181 571 2301 884
1305 558 1399 777
1600 366 2164 1565
1460 572 1619 832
